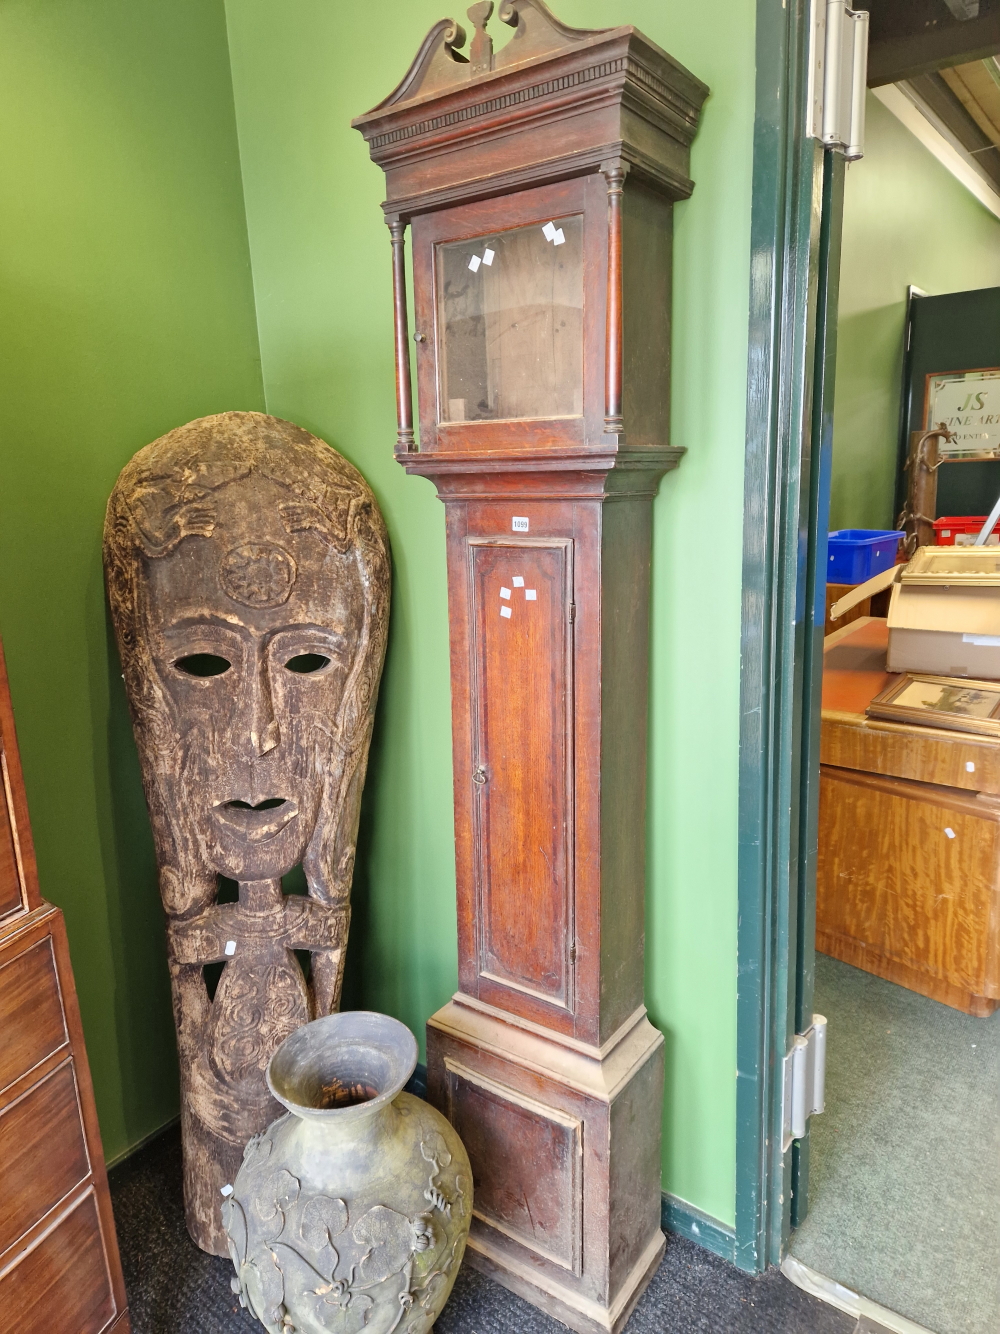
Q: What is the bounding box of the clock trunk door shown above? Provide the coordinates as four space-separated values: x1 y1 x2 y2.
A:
468 538 575 1017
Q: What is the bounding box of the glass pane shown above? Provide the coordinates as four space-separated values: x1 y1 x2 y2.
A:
436 216 583 424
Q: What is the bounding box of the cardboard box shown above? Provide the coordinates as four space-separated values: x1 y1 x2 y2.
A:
829 546 1000 680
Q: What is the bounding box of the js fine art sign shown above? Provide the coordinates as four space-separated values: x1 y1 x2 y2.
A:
925 367 1000 458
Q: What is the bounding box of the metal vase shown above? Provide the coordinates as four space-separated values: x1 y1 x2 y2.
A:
223 1011 472 1334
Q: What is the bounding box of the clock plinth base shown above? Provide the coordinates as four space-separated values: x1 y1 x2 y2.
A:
427 998 665 1334
465 1226 665 1334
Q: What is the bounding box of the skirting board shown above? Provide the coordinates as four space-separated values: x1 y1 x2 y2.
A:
781 1255 936 1334
660 1193 736 1264
105 1114 180 1170
405 1061 428 1100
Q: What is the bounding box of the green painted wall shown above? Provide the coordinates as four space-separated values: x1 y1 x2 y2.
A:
224 0 755 1224
831 93 1000 530
0 0 265 1163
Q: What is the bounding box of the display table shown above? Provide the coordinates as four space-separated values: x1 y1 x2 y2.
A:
818 617 1000 1016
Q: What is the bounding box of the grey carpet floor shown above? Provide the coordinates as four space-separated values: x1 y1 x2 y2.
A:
790 954 1000 1334
109 1124 860 1333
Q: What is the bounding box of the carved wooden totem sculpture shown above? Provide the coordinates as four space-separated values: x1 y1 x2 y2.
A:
104 412 390 1255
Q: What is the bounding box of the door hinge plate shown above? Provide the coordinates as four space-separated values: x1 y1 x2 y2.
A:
808 0 869 160
781 1014 827 1151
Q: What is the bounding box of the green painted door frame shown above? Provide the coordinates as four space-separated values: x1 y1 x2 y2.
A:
734 0 846 1273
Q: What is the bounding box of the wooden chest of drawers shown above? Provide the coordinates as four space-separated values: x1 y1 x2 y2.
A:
0 638 129 1332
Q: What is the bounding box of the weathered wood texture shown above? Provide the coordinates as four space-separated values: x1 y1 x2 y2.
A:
103 412 390 1254
818 617 1000 1015
354 6 705 1330
0 636 130 1331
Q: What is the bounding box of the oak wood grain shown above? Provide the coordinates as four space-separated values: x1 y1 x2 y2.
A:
817 764 1000 1013
470 539 574 1011
0 1061 90 1257
445 1059 582 1274
821 714 1000 796
0 1190 116 1334
815 930 998 1017
0 935 67 1099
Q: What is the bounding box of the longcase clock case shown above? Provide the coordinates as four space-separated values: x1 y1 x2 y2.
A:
354 6 706 1331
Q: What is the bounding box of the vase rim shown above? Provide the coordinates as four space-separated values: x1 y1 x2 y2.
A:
266 1009 418 1121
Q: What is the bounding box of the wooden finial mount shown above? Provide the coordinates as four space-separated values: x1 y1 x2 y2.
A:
363 0 607 109
467 1 495 74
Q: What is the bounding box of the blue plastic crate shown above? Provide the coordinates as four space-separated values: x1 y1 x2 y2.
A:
827 529 903 584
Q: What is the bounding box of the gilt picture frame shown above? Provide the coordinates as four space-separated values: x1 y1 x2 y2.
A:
867 672 1000 737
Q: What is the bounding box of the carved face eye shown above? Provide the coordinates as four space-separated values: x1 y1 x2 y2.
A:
284 653 330 674
174 654 232 677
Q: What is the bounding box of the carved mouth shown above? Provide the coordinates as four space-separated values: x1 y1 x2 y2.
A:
212 797 299 841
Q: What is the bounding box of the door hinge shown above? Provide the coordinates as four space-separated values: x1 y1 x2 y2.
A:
807 0 869 160
781 1014 827 1151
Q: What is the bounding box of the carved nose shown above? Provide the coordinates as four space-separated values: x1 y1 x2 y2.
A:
252 716 280 757
249 660 280 757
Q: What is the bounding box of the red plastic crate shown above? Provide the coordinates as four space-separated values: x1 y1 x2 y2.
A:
933 515 1000 546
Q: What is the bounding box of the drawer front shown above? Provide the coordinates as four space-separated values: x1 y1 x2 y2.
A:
0 1189 116 1334
0 936 68 1096
0 1062 90 1257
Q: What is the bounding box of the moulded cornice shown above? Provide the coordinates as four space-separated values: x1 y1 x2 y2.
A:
352 12 708 214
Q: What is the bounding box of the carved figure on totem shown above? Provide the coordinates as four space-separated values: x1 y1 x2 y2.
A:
104 412 390 1255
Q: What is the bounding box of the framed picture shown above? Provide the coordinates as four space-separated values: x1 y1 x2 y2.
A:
867 673 1000 737
924 367 1000 458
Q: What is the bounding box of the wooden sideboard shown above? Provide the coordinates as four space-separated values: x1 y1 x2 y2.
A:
0 637 130 1331
818 617 1000 1017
